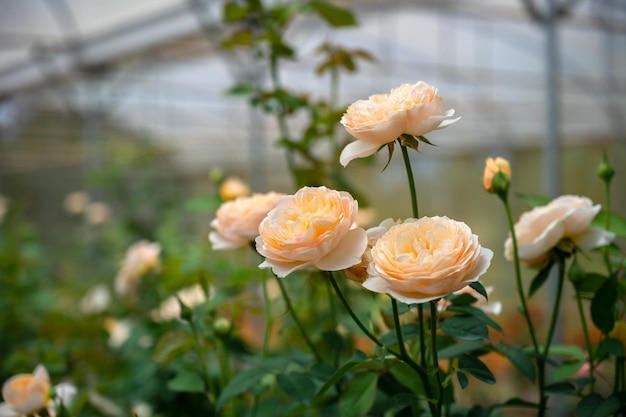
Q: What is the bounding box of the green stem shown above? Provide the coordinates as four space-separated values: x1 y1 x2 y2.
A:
543 256 565 358
326 276 339 366
603 180 613 275
399 143 419 218
261 271 272 359
326 272 436 415
575 286 595 392
430 301 443 417
275 275 322 362
418 304 427 369
501 197 544 414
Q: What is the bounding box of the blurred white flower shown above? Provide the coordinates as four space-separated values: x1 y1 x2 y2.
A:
79 284 112 315
132 402 153 417
114 241 161 300
63 191 90 215
151 284 207 322
103 318 132 349
85 202 111 225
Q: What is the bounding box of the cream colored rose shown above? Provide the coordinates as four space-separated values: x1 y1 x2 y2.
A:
255 186 368 278
362 217 493 304
114 240 161 298
505 195 614 266
483 157 511 192
340 82 459 166
1 365 50 415
210 192 286 250
343 218 398 283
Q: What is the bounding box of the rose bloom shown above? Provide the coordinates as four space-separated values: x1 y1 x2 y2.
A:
343 218 398 283
483 157 511 192
256 186 368 278
339 82 459 166
362 216 493 304
220 177 251 201
210 192 286 250
151 284 207 322
505 195 614 266
114 241 161 298
0 365 76 417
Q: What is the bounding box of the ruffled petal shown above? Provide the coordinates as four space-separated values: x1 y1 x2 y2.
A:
339 141 382 167
315 227 368 271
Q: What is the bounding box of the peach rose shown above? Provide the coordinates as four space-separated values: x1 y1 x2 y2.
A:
209 192 286 250
362 217 493 304
1 365 50 415
483 157 511 193
255 186 368 278
505 195 614 266
339 82 459 166
114 240 161 298
219 177 251 201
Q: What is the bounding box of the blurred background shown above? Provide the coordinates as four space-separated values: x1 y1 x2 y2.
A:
0 0 625 415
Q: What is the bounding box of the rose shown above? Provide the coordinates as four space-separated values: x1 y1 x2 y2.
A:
361 216 493 304
343 218 398 283
114 241 161 298
0 365 76 417
505 195 614 266
255 186 368 277
219 177 251 201
209 192 286 250
339 82 459 166
483 157 511 193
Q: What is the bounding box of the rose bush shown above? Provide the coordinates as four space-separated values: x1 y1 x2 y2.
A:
504 195 614 266
114 240 161 298
255 186 367 277
209 192 286 250
339 81 459 166
361 216 493 304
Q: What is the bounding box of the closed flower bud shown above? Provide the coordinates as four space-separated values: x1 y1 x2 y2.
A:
597 153 615 184
214 317 232 337
483 157 511 196
220 177 251 201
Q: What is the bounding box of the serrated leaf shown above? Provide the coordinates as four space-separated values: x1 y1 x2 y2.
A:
388 361 425 394
591 275 618 333
591 210 626 237
458 354 495 384
440 315 489 341
310 0 357 27
216 367 269 408
339 372 378 417
599 338 625 358
446 305 503 333
469 281 488 300
544 381 577 395
313 350 368 400
151 330 194 365
437 340 485 359
516 193 552 207
504 346 536 382
167 371 205 393
276 371 317 404
528 260 554 298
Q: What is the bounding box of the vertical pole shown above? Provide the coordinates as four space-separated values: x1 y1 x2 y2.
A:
545 0 560 198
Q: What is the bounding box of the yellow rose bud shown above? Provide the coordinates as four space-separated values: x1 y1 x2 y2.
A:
220 177 251 201
483 157 511 194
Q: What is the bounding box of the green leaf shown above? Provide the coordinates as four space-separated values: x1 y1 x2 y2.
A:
545 344 586 359
591 210 626 237
552 359 585 382
313 350 368 400
399 134 420 151
167 371 205 393
223 1 248 22
448 292 478 306
457 371 469 389
388 361 425 394
446 305 503 333
591 275 618 333
528 260 554 298
578 273 608 295
504 346 536 382
440 315 489 341
339 372 378 417
310 0 357 27
438 340 486 359
495 397 540 409
151 330 194 365
276 371 317 404
516 193 552 207
577 393 621 417
458 354 495 384
598 338 625 358
217 367 269 408
544 381 577 396
381 142 394 172
469 281 488 300
380 324 421 346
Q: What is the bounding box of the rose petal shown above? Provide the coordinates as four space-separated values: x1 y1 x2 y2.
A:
339 140 383 167
315 227 368 271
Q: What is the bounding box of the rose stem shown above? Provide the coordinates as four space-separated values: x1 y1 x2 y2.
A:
399 142 427 369
275 275 323 363
501 197 544 416
575 284 595 392
430 300 444 417
326 272 436 415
